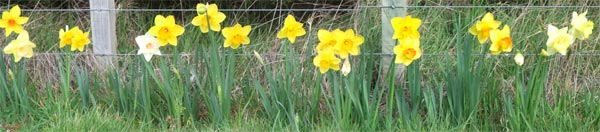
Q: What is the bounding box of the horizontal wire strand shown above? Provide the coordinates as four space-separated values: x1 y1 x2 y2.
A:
0 5 598 12
32 53 600 57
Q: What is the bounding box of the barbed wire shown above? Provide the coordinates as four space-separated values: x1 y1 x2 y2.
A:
32 52 600 57
0 5 597 12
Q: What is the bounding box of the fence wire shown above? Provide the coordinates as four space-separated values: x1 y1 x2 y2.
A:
0 5 598 12
33 53 600 57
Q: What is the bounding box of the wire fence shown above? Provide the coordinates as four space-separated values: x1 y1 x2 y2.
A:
0 5 594 12
2 4 599 57
32 53 600 57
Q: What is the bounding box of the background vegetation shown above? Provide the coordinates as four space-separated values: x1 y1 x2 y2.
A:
1 0 599 131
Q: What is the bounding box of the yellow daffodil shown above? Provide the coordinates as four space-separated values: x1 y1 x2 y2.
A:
390 15 421 40
335 29 364 59
149 15 185 46
341 58 351 76
313 51 341 74
191 3 226 33
546 24 574 55
59 26 76 48
59 26 91 52
136 33 161 62
277 15 306 43
469 12 502 44
222 23 251 49
316 29 343 53
394 37 422 66
70 31 90 52
514 52 524 66
489 25 513 55
570 11 594 40
3 31 35 62
0 5 29 37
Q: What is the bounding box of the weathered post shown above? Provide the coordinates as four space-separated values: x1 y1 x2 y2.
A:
90 0 117 70
381 0 407 79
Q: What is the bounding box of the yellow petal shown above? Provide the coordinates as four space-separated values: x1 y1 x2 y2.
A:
148 26 161 37
200 24 209 33
171 25 185 36
10 5 21 17
154 15 166 26
212 12 227 23
317 29 331 41
15 17 28 24
208 4 219 14
224 40 232 48
222 27 232 38
242 25 252 36
482 12 495 22
284 15 297 25
168 36 178 46
210 22 221 32
287 36 296 43
295 24 306 36
191 16 202 26
242 36 250 44
4 28 13 36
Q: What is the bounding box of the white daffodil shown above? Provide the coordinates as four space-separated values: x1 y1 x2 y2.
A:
136 33 161 62
570 11 594 40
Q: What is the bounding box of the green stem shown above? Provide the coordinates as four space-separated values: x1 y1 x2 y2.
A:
311 73 323 120
386 56 397 130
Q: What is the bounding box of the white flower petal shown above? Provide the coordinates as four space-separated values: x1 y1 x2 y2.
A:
143 53 153 62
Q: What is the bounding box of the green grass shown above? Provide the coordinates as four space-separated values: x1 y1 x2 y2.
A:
2 0 600 131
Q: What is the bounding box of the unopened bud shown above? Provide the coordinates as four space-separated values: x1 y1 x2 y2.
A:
196 3 208 15
341 59 351 76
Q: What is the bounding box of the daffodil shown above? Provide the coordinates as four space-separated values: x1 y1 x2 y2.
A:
136 33 161 62
546 24 574 55
390 15 421 40
222 23 251 49
149 15 185 46
59 26 76 48
70 31 90 52
313 51 341 74
514 52 524 66
341 58 351 76
335 29 364 59
489 25 513 55
394 37 422 66
3 31 35 62
316 29 343 53
469 12 502 44
570 11 594 40
191 3 226 33
0 5 29 37
59 26 91 52
277 15 306 43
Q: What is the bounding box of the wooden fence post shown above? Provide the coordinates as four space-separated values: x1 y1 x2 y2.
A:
381 0 407 80
90 0 117 70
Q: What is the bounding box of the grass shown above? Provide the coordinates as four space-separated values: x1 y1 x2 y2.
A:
1 0 600 131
